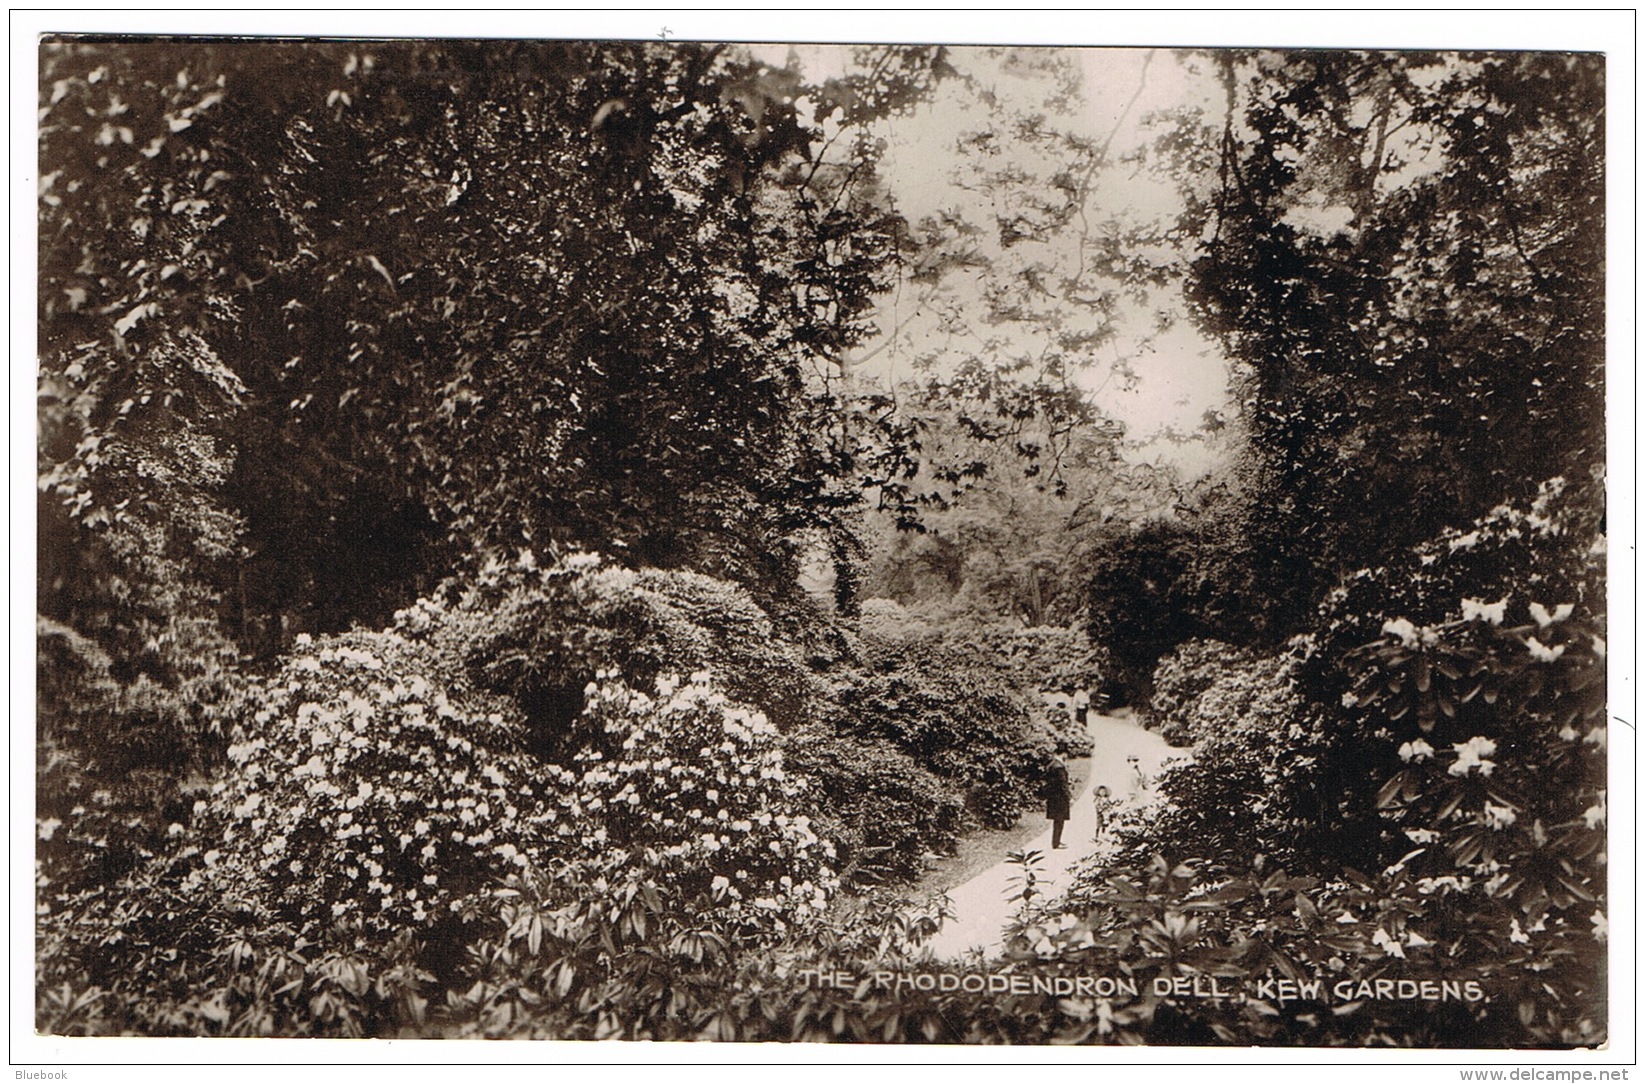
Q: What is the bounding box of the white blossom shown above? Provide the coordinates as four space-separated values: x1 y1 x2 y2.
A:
1583 793 1606 829
1399 739 1436 763
1372 927 1407 958
1461 597 1507 625
1525 636 1566 663
1382 617 1419 646
1448 736 1498 776
1528 601 1575 628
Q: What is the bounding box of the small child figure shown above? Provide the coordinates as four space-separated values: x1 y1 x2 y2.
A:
1091 784 1113 844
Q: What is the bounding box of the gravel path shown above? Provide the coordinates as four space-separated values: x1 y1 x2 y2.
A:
920 709 1189 959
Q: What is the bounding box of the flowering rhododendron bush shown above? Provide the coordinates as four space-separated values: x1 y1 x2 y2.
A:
1310 478 1606 884
424 850 1597 1044
1097 479 1608 1047
36 626 541 1034
1323 514 1608 1045
187 632 548 936
36 615 839 1035
406 554 962 886
989 854 1596 1047
421 552 823 752
559 671 838 928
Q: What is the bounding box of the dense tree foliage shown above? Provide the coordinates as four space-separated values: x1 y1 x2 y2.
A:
1186 49 1604 623
1084 50 1604 677
39 37 947 650
36 40 1609 1049
1072 48 1609 1048
37 37 947 906
1127 45 1609 865
34 37 961 1035
1083 476 1284 704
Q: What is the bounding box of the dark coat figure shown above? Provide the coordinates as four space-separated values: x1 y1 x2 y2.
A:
1044 751 1072 848
1044 760 1072 820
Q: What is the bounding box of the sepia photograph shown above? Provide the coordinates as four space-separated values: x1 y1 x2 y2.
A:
22 10 1629 1065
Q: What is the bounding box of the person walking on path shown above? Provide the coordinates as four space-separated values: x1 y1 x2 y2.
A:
922 714 1186 959
1044 743 1073 849
1127 753 1149 799
1072 687 1091 727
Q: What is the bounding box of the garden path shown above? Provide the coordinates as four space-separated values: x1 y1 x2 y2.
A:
920 709 1188 959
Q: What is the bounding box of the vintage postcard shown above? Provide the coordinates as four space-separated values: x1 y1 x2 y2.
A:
19 10 1632 1073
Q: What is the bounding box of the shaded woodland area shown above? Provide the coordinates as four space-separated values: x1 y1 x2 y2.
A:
37 40 1606 1045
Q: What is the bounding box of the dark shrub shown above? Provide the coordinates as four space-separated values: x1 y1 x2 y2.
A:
425 554 821 759
784 729 965 884
824 634 1050 829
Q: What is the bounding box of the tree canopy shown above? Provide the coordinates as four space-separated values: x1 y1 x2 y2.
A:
39 38 950 658
1185 50 1604 620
